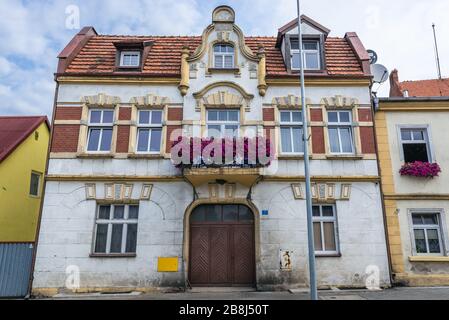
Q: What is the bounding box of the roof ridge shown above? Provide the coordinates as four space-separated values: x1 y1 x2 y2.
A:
401 78 449 83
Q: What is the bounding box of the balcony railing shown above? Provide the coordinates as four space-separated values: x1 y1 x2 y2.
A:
171 137 274 169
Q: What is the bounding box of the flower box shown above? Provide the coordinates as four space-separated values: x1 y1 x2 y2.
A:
399 161 441 178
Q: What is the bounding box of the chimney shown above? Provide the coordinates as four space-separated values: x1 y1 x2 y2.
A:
389 69 404 97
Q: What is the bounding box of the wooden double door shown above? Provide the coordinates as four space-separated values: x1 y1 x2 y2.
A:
189 204 255 287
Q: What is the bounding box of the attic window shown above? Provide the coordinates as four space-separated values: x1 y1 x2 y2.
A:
290 38 321 70
119 51 141 68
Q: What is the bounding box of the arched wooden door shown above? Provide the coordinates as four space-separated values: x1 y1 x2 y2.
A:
189 204 256 287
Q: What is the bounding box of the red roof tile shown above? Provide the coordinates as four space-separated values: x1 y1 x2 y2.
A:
63 35 364 78
0 116 50 163
400 78 449 97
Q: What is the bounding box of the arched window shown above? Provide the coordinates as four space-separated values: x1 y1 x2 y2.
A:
213 44 235 69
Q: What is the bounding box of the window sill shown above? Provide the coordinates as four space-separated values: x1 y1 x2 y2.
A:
90 253 137 258
128 153 164 159
77 153 115 159
277 155 310 160
316 253 342 258
326 154 364 160
409 256 449 263
207 68 240 74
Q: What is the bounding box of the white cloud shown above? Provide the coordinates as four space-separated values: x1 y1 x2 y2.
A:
0 0 448 118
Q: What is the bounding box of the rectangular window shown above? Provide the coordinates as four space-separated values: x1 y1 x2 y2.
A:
313 205 339 255
280 110 304 154
29 172 41 197
87 109 114 152
328 110 354 154
93 204 139 255
412 213 444 255
136 110 163 153
120 51 141 67
290 39 321 70
214 45 235 69
207 110 240 138
400 128 431 163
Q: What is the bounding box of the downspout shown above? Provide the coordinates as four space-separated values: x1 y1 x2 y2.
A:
371 93 395 287
27 80 59 298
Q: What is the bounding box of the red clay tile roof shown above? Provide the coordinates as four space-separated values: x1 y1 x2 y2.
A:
400 78 449 97
63 35 364 78
0 116 50 163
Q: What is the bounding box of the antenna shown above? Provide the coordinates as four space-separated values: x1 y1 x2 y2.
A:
432 23 442 80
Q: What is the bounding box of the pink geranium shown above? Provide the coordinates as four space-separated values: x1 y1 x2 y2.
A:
399 161 441 178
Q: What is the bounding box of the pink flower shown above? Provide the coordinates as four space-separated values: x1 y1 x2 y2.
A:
399 161 441 178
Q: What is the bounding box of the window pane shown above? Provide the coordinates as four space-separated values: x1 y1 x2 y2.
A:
126 224 138 253
329 128 340 153
424 214 438 225
129 206 139 219
150 129 162 152
90 111 102 124
323 222 337 251
322 206 334 217
427 229 441 253
214 55 223 68
312 206 320 217
328 112 339 123
340 128 353 153
137 129 150 152
214 45 221 53
226 45 234 53
139 111 150 124
98 205 111 219
191 206 206 222
314 222 323 251
281 127 293 153
103 111 114 124
403 144 429 163
291 52 300 69
412 214 424 225
303 42 318 50
110 224 123 253
292 127 303 153
206 205 222 222
99 129 112 152
280 112 291 123
401 129 412 141
224 55 233 68
208 125 222 138
223 205 238 222
305 52 319 69
151 111 163 124
87 129 101 151
208 111 218 121
224 125 238 138
114 206 125 219
239 206 254 222
339 112 350 123
30 173 40 196
94 224 108 253
414 229 427 253
219 111 227 121
290 39 299 50
228 111 239 122
413 130 424 141
292 112 302 123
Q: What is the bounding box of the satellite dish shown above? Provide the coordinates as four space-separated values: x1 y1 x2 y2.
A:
367 49 378 65
371 64 389 84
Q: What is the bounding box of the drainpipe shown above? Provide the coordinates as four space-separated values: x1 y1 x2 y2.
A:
27 80 59 298
371 93 395 287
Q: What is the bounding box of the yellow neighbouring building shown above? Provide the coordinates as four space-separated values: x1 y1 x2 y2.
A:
0 116 50 297
376 71 449 286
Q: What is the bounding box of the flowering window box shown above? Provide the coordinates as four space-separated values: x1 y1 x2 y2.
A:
399 161 441 178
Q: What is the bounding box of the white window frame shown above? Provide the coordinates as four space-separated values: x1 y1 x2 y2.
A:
327 110 355 155
213 44 235 69
279 110 304 155
397 125 433 163
87 109 114 153
93 204 139 255
206 109 240 138
290 39 321 71
119 51 141 68
136 110 163 154
29 171 42 197
408 209 448 256
313 204 340 256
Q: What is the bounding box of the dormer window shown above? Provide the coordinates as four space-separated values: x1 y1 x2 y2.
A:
213 44 235 69
290 38 321 70
120 51 141 68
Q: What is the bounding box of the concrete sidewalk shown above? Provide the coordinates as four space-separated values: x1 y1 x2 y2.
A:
42 287 449 300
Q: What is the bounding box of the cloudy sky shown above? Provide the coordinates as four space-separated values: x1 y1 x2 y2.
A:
0 0 448 118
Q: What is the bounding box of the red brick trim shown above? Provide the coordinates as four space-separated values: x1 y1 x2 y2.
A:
310 109 323 122
358 108 373 122
311 127 325 154
167 108 183 121
51 125 80 153
166 125 182 153
263 108 275 122
118 107 132 121
54 107 83 120
360 127 376 154
116 126 130 153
